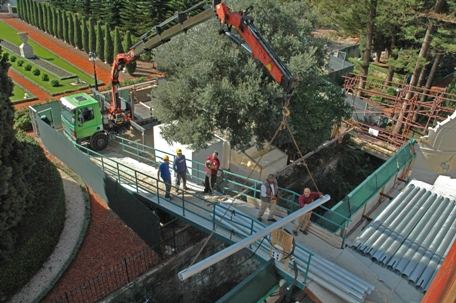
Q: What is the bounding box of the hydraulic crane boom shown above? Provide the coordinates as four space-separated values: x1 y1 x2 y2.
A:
109 0 297 126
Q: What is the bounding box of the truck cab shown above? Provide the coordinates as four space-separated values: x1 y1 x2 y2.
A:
60 93 108 151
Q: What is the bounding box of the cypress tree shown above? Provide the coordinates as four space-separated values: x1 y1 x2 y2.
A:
104 23 114 64
46 5 52 35
58 10 62 39
17 0 23 21
113 27 124 59
32 0 38 27
82 17 89 52
25 0 31 24
68 13 75 47
75 15 83 49
88 17 96 53
41 4 47 33
95 21 105 62
0 46 34 260
37 3 44 31
52 7 58 38
62 11 69 43
123 30 136 75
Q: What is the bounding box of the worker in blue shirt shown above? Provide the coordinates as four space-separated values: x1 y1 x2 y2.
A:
174 148 189 193
158 155 172 199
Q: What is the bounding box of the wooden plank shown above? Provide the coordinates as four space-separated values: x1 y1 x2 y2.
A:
271 229 293 271
308 223 342 247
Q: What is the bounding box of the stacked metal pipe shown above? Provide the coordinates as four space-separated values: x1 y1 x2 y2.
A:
352 181 456 292
213 203 375 303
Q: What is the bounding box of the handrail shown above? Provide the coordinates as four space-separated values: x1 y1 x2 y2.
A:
77 142 316 285
80 136 350 246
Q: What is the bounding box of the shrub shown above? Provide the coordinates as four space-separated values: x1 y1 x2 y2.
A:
50 79 59 87
10 55 17 62
386 88 397 96
14 108 32 132
24 64 32 71
17 60 24 67
41 74 49 81
32 68 41 76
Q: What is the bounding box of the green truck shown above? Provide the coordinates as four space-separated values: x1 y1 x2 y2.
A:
60 92 112 151
59 0 297 152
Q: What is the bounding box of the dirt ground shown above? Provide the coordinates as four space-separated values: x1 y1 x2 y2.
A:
311 27 360 52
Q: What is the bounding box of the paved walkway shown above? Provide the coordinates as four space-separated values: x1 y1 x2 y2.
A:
9 170 89 303
1 13 160 107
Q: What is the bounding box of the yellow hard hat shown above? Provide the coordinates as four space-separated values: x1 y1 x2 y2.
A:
163 155 169 161
176 148 182 154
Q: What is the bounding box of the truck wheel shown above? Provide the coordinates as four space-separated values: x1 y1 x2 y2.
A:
90 132 109 151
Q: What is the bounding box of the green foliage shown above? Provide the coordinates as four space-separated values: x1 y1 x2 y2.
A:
23 63 32 71
41 73 49 81
0 45 34 262
62 11 69 43
75 15 83 50
152 0 349 152
105 76 148 89
17 59 24 67
386 87 396 96
81 16 89 52
13 107 32 132
104 23 114 64
68 12 75 47
0 132 65 299
96 21 105 62
123 30 136 74
32 67 40 76
88 17 96 52
57 8 64 40
113 27 124 58
50 79 59 87
9 55 16 62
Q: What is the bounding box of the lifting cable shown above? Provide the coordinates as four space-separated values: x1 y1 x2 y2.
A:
189 92 320 267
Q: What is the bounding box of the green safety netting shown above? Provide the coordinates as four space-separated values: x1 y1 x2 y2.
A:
319 139 416 232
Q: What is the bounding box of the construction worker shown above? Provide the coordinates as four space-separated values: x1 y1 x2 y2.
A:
293 188 323 236
204 150 220 193
174 148 189 193
157 155 172 199
257 174 279 222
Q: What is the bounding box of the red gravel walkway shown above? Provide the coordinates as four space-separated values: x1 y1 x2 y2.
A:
8 69 52 102
2 18 116 87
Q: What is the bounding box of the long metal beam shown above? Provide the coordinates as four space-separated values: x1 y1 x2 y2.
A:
178 195 331 280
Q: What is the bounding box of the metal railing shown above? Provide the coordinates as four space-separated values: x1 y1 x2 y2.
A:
48 226 207 303
92 136 351 246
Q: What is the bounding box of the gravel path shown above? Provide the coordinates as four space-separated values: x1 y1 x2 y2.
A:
8 170 88 303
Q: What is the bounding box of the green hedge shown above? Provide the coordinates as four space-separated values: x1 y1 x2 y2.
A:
0 132 66 300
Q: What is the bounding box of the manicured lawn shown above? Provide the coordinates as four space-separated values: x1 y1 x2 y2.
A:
11 81 35 102
0 20 102 94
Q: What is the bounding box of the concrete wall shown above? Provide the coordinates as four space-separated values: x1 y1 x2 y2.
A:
412 111 456 184
105 237 260 303
153 123 225 180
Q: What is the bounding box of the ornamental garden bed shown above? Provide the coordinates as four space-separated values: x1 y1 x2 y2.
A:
11 80 36 102
0 20 104 95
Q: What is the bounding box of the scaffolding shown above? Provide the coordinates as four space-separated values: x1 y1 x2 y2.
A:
343 73 456 149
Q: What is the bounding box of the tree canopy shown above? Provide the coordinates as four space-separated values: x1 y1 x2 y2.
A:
151 0 351 152
0 47 34 260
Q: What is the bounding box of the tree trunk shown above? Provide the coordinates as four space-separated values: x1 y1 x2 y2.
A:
417 53 430 87
412 53 443 122
384 67 395 89
357 0 377 97
392 0 447 134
